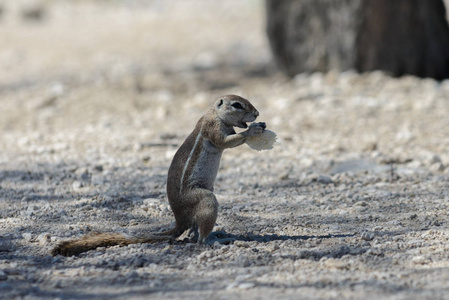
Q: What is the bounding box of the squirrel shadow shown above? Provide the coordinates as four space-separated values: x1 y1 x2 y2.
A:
178 230 355 245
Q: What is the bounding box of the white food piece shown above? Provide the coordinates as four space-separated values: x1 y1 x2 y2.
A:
246 129 277 151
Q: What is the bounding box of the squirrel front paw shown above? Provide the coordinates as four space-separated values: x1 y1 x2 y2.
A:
246 122 266 136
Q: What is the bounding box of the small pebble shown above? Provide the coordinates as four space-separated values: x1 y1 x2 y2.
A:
317 175 333 185
22 233 33 242
37 233 51 245
361 232 375 241
412 256 427 265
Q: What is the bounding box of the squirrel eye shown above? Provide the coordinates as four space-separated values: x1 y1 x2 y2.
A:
231 102 244 109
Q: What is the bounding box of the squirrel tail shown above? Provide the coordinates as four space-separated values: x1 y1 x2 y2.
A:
51 228 177 257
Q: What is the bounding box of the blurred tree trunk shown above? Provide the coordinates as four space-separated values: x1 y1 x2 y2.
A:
266 0 449 80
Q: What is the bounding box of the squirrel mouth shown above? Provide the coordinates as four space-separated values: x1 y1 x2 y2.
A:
240 122 248 128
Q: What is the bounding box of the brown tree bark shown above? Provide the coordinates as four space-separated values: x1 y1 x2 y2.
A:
266 0 449 80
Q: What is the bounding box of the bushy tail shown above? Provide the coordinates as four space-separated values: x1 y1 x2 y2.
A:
51 228 177 257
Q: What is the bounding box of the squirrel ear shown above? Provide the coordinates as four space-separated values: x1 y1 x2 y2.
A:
217 99 224 107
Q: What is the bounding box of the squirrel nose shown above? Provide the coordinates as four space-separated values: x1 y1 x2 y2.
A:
254 110 259 117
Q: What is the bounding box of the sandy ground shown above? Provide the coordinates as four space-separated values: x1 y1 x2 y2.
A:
1 1 449 299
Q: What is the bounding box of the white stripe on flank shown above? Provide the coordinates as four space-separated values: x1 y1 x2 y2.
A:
180 125 203 193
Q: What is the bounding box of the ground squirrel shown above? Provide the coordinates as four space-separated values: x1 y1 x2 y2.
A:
51 95 266 256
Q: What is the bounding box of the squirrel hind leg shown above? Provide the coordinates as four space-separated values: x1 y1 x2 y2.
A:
192 189 218 244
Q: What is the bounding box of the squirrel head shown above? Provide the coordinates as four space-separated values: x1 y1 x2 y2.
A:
215 95 259 128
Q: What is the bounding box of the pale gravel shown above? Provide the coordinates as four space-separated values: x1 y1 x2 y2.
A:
1 1 449 299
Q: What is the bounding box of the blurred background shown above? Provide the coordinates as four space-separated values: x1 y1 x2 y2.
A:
0 0 270 88
1 0 449 170
0 0 271 133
